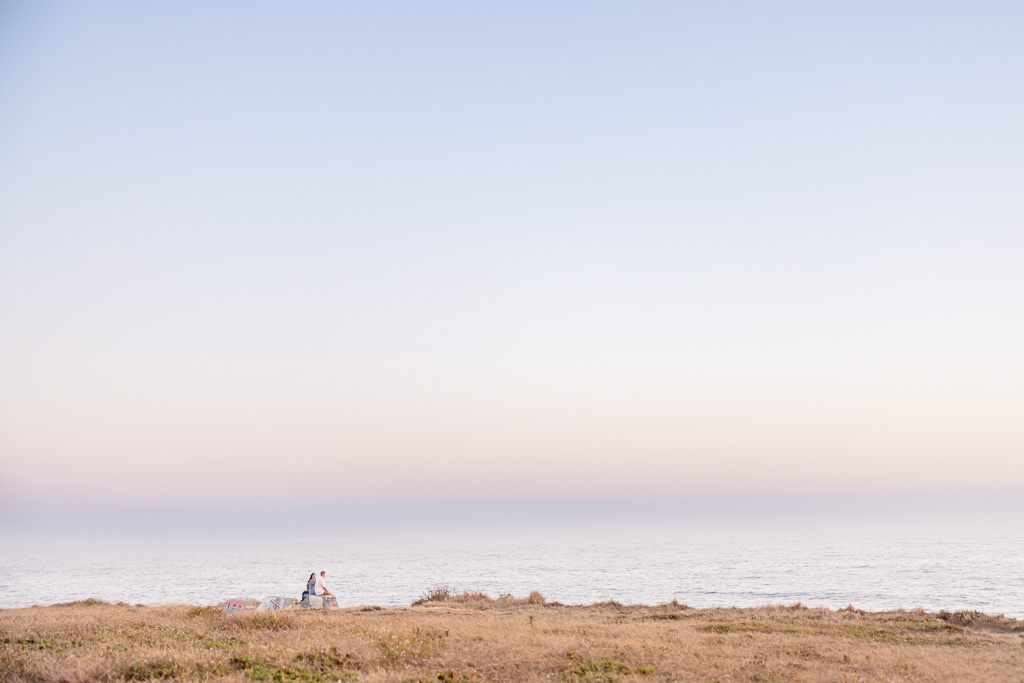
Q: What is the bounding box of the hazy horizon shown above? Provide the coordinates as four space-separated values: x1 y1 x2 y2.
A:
2 2 1023 517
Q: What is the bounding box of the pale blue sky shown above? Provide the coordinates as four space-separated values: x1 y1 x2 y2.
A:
1 2 1022 509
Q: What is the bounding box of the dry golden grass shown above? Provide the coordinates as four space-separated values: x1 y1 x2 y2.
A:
2 595 1022 682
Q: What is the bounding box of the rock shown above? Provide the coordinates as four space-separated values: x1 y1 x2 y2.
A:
298 594 339 608
224 598 260 613
256 596 297 611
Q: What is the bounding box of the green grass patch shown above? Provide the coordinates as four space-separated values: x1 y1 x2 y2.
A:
434 669 477 682
229 653 360 682
294 647 364 671
122 661 181 680
700 622 799 635
198 632 247 649
231 656 323 682
699 620 964 645
1 635 58 651
566 651 654 681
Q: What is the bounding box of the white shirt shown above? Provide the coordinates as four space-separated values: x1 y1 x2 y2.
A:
314 574 325 596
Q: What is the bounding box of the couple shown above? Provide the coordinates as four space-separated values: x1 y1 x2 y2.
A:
304 570 333 599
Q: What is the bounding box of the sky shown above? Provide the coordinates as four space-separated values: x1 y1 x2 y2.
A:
0 1 1022 517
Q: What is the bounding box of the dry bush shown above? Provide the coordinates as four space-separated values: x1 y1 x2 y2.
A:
938 609 1024 632
445 592 493 606
412 585 455 605
414 588 551 609
51 599 112 609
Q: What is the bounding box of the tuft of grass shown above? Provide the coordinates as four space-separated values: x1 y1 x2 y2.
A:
229 612 294 631
186 605 219 619
369 627 440 666
646 598 692 619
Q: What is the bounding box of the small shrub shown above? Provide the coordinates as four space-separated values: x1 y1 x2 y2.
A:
413 585 453 606
527 591 546 605
414 587 497 607
936 610 1024 633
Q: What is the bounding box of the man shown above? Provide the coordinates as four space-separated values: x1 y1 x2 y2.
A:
314 570 334 597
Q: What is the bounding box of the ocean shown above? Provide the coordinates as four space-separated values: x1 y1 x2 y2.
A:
2 517 1022 618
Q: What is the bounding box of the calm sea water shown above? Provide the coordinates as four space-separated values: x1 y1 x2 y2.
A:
2 522 1022 618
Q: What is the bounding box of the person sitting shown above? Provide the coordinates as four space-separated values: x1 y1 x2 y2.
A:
302 572 316 601
314 570 334 597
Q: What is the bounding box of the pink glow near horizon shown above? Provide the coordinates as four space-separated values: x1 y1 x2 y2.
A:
1 344 1021 508
1 3 1023 510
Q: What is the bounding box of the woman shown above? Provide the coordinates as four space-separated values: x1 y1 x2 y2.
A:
302 572 316 601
